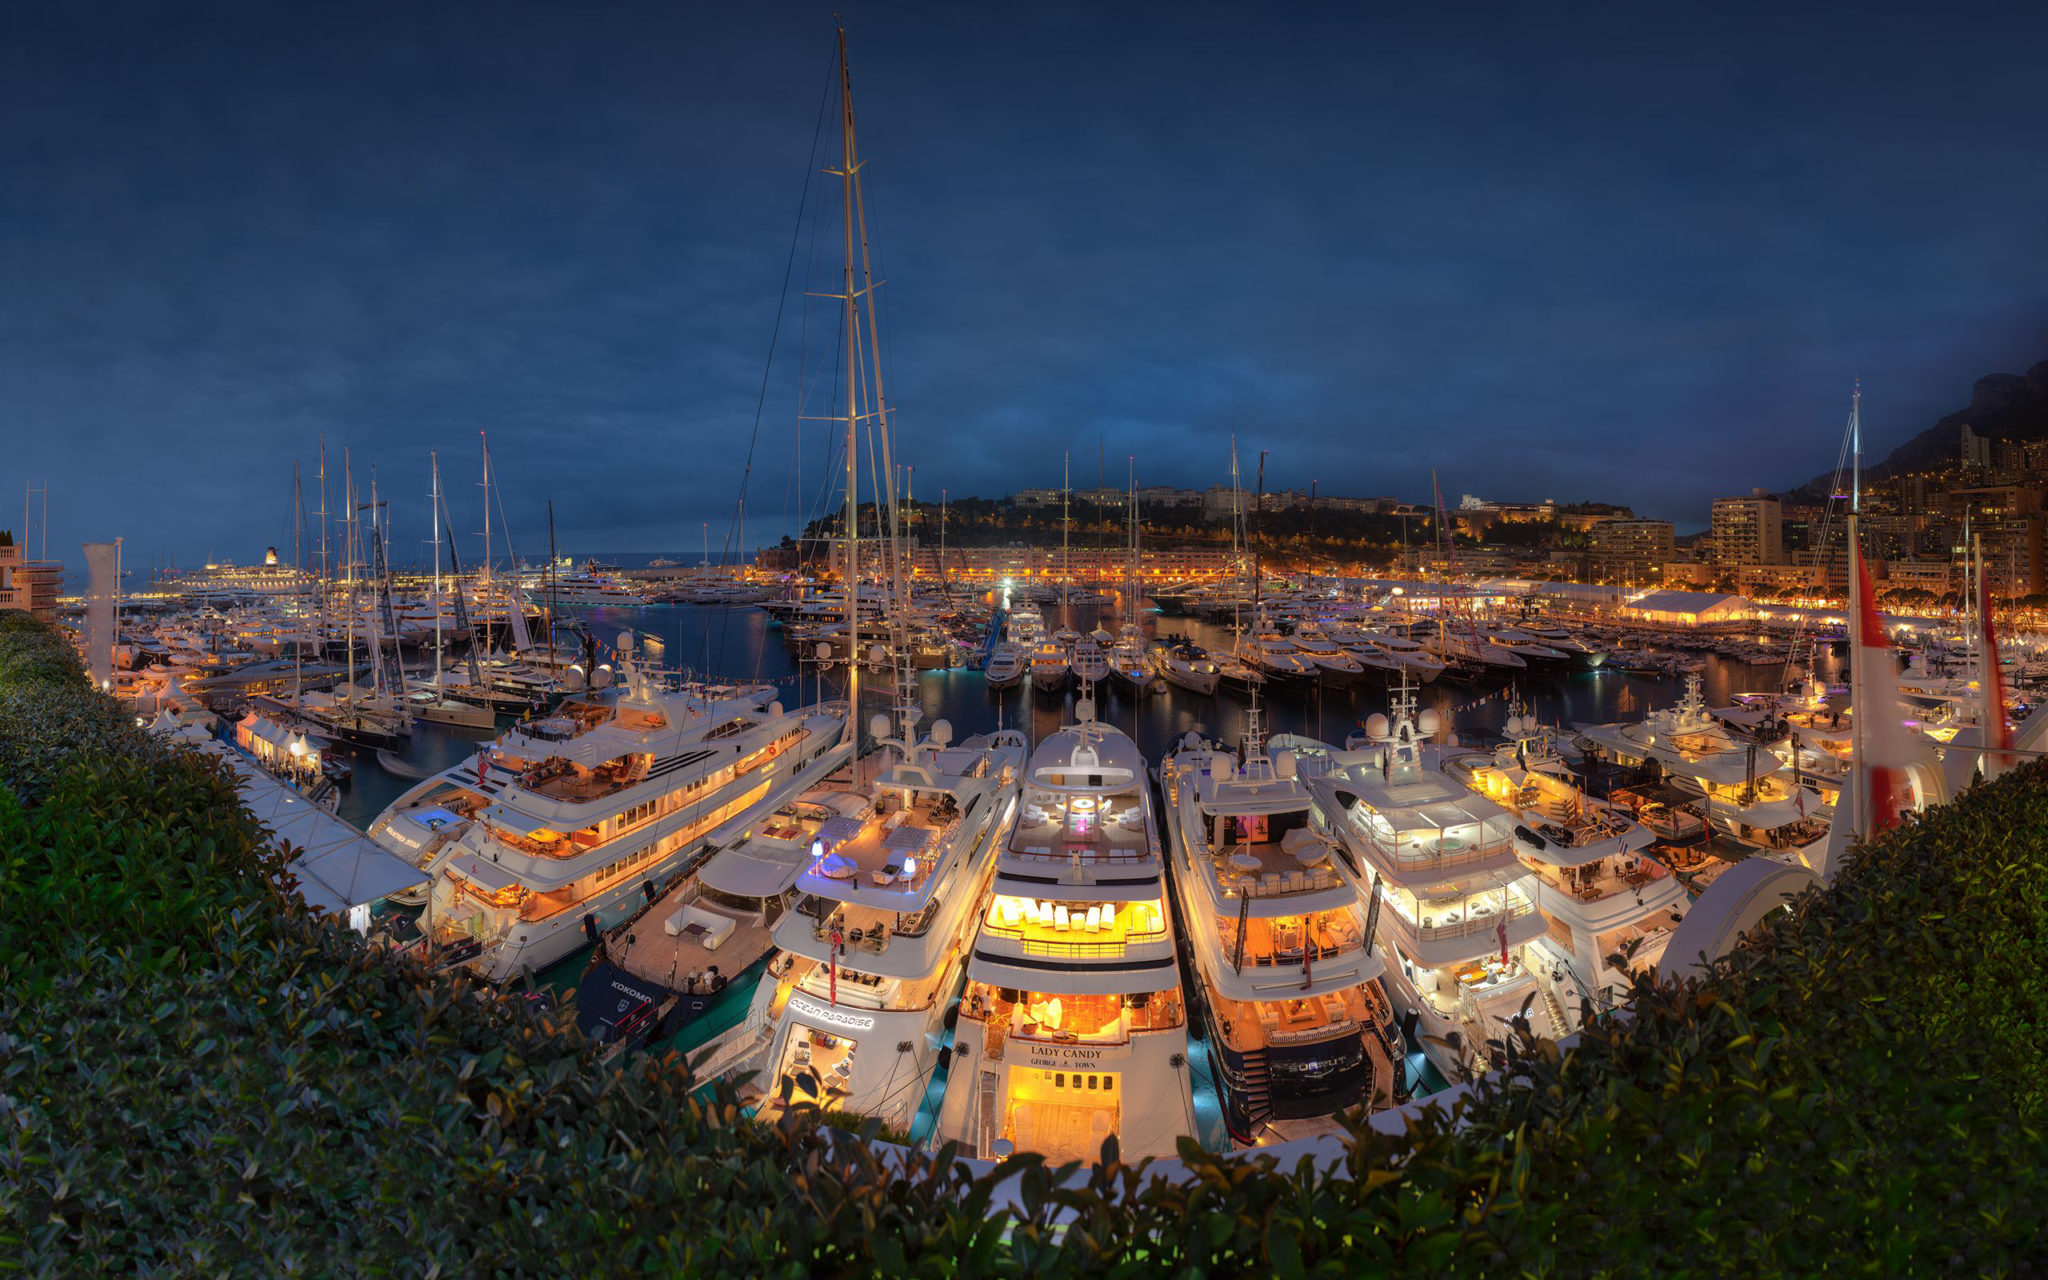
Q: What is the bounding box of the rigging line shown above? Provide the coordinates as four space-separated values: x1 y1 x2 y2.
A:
715 41 839 677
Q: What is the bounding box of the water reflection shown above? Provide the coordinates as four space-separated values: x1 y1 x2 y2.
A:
339 600 1844 828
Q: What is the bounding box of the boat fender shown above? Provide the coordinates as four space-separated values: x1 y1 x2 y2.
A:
582 913 600 945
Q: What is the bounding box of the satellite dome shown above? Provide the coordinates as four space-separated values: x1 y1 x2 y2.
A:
869 643 887 665
870 713 893 740
1075 697 1096 723
1445 731 1461 747
1274 751 1299 779
931 718 953 746
815 642 833 661
1365 713 1390 739
1505 714 1524 735
768 701 783 717
1418 708 1442 735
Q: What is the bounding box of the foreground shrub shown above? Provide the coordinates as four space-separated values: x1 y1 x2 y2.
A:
0 608 2042 1275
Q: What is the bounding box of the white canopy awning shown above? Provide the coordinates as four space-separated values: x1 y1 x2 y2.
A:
227 758 427 914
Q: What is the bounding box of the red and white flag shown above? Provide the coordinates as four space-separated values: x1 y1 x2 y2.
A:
1851 538 1916 835
1978 569 2015 779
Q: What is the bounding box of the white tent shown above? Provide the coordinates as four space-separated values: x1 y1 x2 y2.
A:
224 755 428 920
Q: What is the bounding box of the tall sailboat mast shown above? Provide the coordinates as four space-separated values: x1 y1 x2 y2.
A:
479 430 494 584
292 459 304 702
342 455 357 706
1850 377 1862 518
430 451 444 690
835 26 862 747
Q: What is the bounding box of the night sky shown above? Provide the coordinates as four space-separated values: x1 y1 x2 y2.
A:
4 2 2046 570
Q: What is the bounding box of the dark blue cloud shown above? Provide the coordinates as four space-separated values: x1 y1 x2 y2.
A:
1 1 2044 568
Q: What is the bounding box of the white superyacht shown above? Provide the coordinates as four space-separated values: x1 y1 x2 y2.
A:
366 637 850 982
932 698 1199 1163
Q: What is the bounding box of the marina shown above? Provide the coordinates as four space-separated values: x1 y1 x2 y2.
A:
11 5 2048 1270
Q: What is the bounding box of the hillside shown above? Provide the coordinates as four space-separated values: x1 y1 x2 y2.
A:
1791 357 2048 498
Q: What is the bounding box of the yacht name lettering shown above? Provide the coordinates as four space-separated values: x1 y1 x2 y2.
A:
1026 1046 1107 1065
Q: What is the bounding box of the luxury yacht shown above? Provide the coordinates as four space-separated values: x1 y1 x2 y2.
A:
1577 675 1831 868
515 560 651 608
985 642 1025 690
932 699 1198 1163
1442 713 1687 1014
1160 714 1400 1142
1106 626 1152 694
1332 625 1447 684
1069 635 1111 688
1303 682 1552 1082
747 711 1027 1135
1028 639 1071 697
1243 625 1318 683
1288 626 1366 686
365 641 851 982
1482 628 1572 668
1425 626 1527 676
1151 639 1221 695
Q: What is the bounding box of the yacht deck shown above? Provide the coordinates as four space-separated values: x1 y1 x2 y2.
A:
808 791 963 895
612 903 773 991
1524 855 1671 904
1009 793 1150 864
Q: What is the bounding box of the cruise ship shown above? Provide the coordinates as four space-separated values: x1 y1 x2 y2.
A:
1303 682 1554 1082
365 643 850 982
1160 711 1400 1142
749 710 1027 1136
932 699 1198 1163
1442 711 1688 1013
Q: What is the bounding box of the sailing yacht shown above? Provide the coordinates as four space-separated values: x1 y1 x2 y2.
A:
402 452 497 731
1302 680 1553 1082
933 698 1199 1163
1161 710 1399 1142
365 643 851 982
749 708 1027 1135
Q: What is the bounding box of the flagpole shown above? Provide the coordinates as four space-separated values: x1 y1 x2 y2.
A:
1847 511 1861 839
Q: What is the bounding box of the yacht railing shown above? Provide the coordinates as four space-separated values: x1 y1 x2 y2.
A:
1358 829 1516 871
1006 843 1156 866
977 920 1167 959
1399 898 1534 943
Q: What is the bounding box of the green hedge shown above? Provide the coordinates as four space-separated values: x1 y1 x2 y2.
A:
1 607 2040 1276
